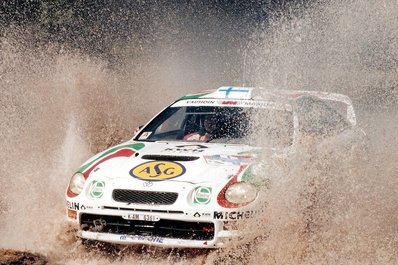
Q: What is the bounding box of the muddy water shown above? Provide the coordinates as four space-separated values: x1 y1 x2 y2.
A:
243 1 398 264
1 0 398 264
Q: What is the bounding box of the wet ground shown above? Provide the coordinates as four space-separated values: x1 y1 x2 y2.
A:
0 249 47 265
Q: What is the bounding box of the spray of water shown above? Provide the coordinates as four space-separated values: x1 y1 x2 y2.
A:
1 0 397 264
0 23 238 264
238 1 398 264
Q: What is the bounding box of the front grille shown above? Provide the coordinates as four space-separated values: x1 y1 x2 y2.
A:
103 206 184 214
80 213 214 240
113 189 178 205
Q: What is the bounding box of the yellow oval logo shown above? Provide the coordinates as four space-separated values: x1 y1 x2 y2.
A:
130 161 186 181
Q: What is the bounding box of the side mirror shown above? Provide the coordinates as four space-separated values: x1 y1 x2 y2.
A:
133 125 144 137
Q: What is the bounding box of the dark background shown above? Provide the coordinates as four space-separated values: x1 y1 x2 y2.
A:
0 0 312 59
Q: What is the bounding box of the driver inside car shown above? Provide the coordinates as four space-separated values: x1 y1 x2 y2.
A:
183 114 218 142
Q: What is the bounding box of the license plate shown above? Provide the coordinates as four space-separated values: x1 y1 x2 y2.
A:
122 214 160 222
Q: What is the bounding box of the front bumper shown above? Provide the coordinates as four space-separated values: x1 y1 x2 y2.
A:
67 207 243 248
79 230 232 248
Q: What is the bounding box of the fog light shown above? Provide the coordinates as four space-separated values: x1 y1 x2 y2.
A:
202 226 215 233
67 209 77 219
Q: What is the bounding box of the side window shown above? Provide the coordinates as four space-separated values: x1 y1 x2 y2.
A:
250 109 294 147
297 96 349 137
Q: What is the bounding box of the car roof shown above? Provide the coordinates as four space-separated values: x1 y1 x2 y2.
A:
180 86 350 101
178 86 357 125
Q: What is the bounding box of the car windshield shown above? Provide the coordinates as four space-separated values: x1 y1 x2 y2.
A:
135 102 294 148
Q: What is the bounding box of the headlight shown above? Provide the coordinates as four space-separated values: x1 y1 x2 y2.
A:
68 172 86 195
225 182 257 204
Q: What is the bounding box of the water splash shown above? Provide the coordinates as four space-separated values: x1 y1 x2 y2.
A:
241 1 398 264
0 0 397 264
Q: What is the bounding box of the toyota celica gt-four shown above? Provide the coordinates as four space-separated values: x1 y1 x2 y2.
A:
65 86 360 248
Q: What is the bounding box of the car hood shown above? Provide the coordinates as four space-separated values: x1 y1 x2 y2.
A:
88 141 257 185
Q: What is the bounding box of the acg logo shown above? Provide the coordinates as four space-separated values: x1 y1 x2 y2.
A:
130 161 186 181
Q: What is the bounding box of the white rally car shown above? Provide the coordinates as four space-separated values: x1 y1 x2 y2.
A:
65 86 362 248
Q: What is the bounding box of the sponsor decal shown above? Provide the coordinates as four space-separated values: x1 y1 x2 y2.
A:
194 212 201 217
176 144 208 149
130 161 186 181
89 180 105 198
204 155 253 166
66 201 91 211
238 100 292 111
173 99 291 110
213 210 257 220
143 181 153 187
219 87 250 97
67 201 80 210
120 234 164 243
139 131 152 140
163 144 208 153
193 212 211 218
222 100 238 105
186 99 216 105
238 149 261 156
193 186 212 205
172 99 216 107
